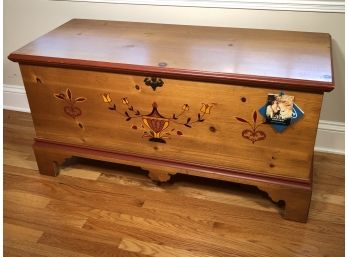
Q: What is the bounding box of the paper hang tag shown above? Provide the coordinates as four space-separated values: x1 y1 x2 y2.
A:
258 92 304 133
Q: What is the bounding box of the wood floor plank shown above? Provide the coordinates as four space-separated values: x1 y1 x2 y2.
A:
4 149 38 170
60 167 102 180
308 201 345 224
4 190 51 209
47 199 216 231
311 192 344 206
46 196 343 256
4 223 43 242
5 200 88 229
38 233 124 257
5 240 95 257
4 216 123 250
4 246 48 257
119 237 215 257
4 165 277 222
4 168 146 211
83 218 247 257
98 171 279 213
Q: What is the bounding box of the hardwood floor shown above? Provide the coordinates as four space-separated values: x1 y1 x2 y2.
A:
3 110 345 257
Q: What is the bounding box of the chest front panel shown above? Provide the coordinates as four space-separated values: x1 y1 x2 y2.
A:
20 64 323 181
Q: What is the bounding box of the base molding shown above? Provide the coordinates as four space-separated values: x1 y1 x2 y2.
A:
34 138 312 222
3 84 345 155
34 137 310 187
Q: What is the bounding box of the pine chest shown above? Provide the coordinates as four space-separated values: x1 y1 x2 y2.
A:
8 19 334 222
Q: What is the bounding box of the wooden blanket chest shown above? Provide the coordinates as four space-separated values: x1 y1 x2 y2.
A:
8 19 334 222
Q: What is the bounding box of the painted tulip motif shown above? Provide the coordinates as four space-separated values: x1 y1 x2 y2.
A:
102 94 215 143
235 110 267 144
121 97 129 105
200 103 213 114
101 93 112 103
182 104 190 111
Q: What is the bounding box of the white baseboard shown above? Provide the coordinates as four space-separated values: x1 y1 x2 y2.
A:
53 0 345 13
3 84 345 155
315 120 344 155
4 84 30 113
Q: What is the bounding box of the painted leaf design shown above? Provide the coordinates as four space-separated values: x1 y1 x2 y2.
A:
66 88 72 100
235 117 248 123
109 104 116 111
75 97 86 102
54 93 65 100
253 111 258 122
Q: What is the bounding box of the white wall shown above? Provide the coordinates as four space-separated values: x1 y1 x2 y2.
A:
3 0 345 153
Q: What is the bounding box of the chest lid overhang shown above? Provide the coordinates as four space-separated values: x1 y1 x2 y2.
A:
8 19 334 93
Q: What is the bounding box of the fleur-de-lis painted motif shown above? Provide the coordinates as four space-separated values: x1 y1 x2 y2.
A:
102 94 215 143
235 111 267 144
54 88 86 129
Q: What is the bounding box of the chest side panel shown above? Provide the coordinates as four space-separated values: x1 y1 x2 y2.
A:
20 65 323 181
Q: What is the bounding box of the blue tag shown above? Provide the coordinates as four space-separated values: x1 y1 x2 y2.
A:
259 103 304 133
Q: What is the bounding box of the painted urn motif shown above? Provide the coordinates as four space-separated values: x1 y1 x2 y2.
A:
142 102 169 143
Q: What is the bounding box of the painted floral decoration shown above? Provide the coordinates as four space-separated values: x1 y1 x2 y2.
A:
102 93 112 103
102 94 215 143
235 110 267 144
54 88 86 129
200 103 213 114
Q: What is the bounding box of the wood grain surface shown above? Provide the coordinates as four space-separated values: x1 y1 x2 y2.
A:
4 110 344 257
20 64 322 181
8 19 334 92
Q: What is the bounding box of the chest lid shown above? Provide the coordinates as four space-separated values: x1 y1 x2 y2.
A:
8 19 334 92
